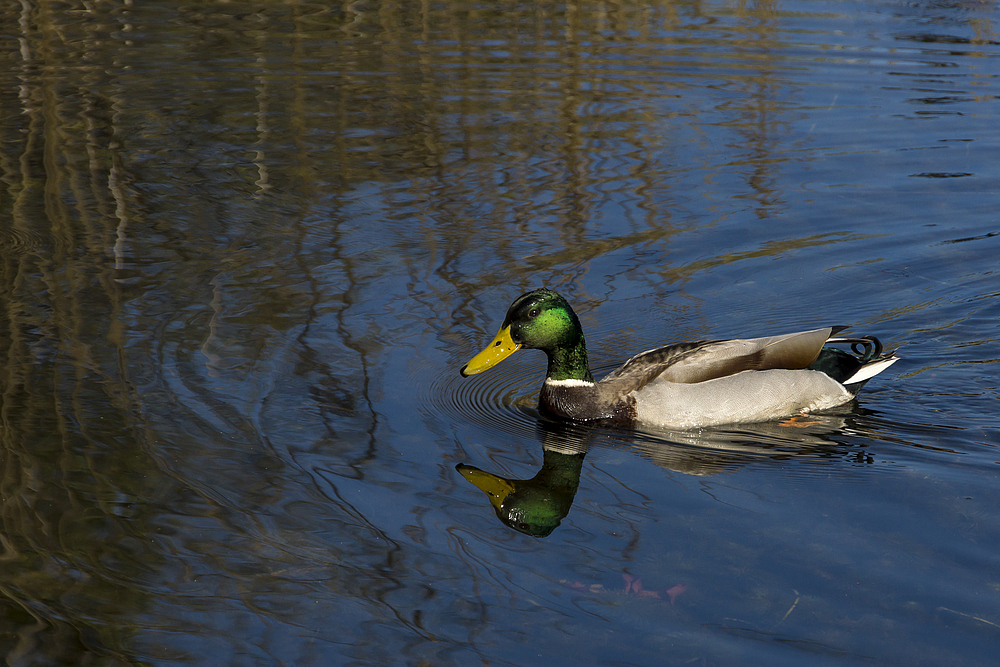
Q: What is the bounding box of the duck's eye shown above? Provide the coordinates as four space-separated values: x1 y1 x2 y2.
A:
528 308 540 318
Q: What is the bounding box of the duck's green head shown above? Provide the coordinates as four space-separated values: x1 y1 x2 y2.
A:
460 288 592 381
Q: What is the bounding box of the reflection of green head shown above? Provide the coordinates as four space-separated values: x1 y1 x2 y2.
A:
457 447 586 538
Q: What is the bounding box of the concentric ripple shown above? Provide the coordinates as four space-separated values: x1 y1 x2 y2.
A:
422 358 542 440
0 225 46 254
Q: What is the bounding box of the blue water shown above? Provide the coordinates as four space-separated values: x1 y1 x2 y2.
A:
1 1 998 665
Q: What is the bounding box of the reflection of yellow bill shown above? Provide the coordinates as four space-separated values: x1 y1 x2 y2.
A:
460 325 520 376
457 466 515 511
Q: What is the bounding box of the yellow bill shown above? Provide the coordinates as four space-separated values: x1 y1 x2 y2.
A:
460 325 520 376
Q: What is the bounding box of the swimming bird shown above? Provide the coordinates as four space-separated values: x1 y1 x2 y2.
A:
460 288 899 430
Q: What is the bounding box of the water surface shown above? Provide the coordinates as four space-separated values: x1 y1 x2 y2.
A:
1 1 999 665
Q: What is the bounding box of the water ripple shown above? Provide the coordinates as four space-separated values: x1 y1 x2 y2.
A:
422 359 541 441
0 225 45 254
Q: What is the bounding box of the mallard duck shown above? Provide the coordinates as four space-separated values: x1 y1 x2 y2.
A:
460 288 899 429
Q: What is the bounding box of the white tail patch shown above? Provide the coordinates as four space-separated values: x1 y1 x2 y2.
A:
844 356 899 385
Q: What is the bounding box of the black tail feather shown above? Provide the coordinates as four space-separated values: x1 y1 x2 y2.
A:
826 335 883 362
809 334 890 388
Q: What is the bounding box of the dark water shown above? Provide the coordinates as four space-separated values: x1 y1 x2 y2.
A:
2 1 999 665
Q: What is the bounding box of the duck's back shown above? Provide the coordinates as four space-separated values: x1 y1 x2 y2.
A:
604 328 834 390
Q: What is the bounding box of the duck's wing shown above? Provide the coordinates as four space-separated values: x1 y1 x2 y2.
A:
600 327 835 394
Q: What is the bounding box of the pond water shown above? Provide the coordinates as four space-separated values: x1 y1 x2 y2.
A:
2 0 999 665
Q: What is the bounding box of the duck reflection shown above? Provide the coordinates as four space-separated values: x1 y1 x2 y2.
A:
457 422 590 538
629 412 868 475
459 410 872 537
